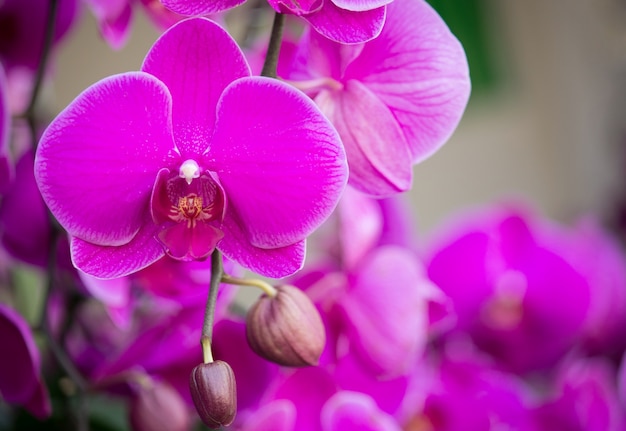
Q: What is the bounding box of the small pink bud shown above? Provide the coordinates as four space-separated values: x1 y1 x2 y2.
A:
246 284 326 367
129 381 190 431
189 360 237 429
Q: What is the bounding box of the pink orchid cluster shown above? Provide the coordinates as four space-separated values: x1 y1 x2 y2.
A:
5 0 624 431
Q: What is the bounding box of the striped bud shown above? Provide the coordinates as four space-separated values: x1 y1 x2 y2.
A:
189 361 236 429
246 284 325 367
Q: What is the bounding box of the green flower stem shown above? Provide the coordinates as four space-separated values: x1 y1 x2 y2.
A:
202 249 224 363
260 12 286 78
221 274 278 298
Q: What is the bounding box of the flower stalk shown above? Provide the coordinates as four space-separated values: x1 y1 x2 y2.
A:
260 12 285 78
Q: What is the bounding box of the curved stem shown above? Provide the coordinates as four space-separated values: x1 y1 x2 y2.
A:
201 249 224 363
260 12 285 78
40 227 89 431
221 274 277 298
25 0 59 121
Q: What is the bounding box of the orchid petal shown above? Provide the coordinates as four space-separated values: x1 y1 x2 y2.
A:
316 81 411 197
321 391 402 431
338 187 383 269
161 0 245 15
84 0 132 49
218 213 306 278
240 400 296 431
141 17 250 158
0 63 10 193
22 380 52 420
35 72 175 246
305 2 385 44
210 76 346 250
70 222 164 279
345 0 470 162
328 0 391 12
0 305 42 406
339 246 428 377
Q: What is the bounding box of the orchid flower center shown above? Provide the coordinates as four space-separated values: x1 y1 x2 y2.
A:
151 160 226 261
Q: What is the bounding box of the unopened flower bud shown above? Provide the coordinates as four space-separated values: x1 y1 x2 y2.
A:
246 284 325 367
189 361 236 429
129 380 190 431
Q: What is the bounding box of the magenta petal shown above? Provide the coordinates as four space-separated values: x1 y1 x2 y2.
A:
346 0 471 162
0 305 42 405
316 81 411 197
141 18 250 158
305 2 386 44
0 63 10 193
338 187 383 269
321 391 402 431
339 246 428 377
218 213 306 278
70 222 164 279
241 400 296 431
329 0 391 12
23 380 52 420
158 222 223 261
161 0 245 15
35 72 175 246
210 77 347 249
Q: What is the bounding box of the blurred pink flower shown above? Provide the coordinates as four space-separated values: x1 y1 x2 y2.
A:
83 0 190 49
35 17 347 279
0 304 51 419
426 205 592 374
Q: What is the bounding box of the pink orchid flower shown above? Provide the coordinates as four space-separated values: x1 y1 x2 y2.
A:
285 0 470 197
34 17 347 279
161 0 387 44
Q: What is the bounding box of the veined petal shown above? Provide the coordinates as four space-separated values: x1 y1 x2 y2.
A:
218 212 306 278
329 0 391 12
316 82 411 197
35 72 175 246
161 0 245 15
305 2 385 44
141 18 250 158
345 0 471 162
210 77 347 250
70 222 165 279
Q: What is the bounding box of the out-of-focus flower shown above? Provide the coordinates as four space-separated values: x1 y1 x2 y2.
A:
0 0 78 72
83 0 188 50
161 0 386 44
543 217 626 358
0 304 51 419
426 205 591 374
284 0 470 197
35 17 347 279
0 63 9 192
403 339 537 431
130 379 191 431
295 188 431 378
532 358 624 431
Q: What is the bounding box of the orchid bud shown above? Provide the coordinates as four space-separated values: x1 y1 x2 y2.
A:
189 360 236 429
129 380 190 431
246 284 325 367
